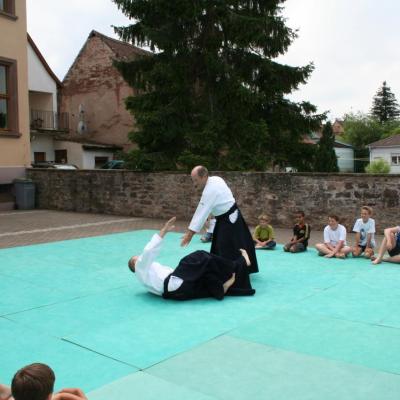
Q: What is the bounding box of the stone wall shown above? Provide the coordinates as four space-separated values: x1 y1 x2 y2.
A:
27 169 400 233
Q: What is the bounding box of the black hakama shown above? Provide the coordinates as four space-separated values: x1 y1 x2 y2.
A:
162 250 255 301
211 204 259 274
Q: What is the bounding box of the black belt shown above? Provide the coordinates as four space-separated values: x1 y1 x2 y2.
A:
215 203 238 221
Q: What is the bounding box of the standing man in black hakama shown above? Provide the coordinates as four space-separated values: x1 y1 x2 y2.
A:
181 166 258 273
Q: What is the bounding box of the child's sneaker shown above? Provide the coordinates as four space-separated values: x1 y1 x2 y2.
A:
201 232 213 243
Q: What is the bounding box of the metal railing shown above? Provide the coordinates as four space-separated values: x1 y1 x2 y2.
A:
30 109 69 132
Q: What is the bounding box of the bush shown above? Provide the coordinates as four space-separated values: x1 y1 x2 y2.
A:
365 159 390 174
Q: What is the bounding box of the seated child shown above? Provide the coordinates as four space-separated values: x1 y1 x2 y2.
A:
315 215 352 259
253 214 276 250
352 206 375 259
372 226 400 265
2 363 86 400
283 211 311 253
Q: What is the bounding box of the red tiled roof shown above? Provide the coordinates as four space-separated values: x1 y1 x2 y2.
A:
368 134 400 148
90 30 152 60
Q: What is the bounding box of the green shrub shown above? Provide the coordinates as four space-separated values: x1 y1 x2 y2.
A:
365 159 390 173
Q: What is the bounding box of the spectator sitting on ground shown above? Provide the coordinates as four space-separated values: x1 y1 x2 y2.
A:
352 206 375 259
1 363 87 400
372 226 400 265
253 214 276 250
283 211 311 253
315 215 352 259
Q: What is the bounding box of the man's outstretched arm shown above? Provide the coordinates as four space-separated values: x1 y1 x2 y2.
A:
159 217 176 238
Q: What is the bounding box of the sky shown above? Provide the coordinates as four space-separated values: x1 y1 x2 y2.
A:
27 0 400 120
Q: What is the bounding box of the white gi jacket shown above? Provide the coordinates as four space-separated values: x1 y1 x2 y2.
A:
134 234 183 296
189 176 235 233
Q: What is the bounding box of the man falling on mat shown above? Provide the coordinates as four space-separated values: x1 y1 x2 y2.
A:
128 217 255 300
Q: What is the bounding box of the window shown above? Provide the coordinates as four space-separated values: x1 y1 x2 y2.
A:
34 152 46 163
95 156 109 168
55 149 68 163
0 0 16 18
0 58 19 136
391 154 400 165
0 65 7 129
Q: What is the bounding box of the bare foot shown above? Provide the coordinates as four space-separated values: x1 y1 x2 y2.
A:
335 253 345 259
223 273 236 293
371 257 381 265
239 249 251 266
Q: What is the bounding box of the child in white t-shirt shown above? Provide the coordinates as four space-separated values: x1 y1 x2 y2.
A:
315 215 352 259
352 206 375 259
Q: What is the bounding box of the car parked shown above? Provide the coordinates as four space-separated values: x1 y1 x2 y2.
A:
31 162 78 170
100 160 125 169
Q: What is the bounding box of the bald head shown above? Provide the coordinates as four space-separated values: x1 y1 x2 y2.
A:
191 166 209 190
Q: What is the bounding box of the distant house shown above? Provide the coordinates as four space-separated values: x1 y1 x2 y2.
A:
368 134 400 174
333 139 354 172
28 34 66 164
332 119 344 136
28 34 122 168
303 127 354 172
60 30 151 152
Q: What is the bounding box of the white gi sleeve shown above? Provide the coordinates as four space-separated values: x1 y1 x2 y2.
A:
189 187 219 233
134 234 164 283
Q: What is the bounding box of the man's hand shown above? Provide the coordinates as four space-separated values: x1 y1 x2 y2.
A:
181 230 195 247
159 217 176 238
53 388 87 400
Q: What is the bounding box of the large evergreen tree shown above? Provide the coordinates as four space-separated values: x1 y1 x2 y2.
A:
113 0 323 171
314 122 338 172
370 81 400 123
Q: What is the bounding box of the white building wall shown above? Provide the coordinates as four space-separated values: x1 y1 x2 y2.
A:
27 43 57 112
82 150 114 169
54 141 83 168
30 135 55 161
370 147 400 174
334 147 354 172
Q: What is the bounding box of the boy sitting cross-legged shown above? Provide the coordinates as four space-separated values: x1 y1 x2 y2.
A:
352 206 375 259
315 215 352 259
283 211 311 253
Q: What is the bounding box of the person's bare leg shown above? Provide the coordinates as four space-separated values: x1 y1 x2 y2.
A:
315 243 330 255
352 246 362 257
239 248 251 266
223 273 236 293
382 255 400 264
372 237 388 265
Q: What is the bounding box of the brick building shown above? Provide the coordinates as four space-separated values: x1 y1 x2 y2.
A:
60 30 151 152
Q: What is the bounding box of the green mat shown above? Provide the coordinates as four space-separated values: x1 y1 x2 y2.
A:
1 230 400 399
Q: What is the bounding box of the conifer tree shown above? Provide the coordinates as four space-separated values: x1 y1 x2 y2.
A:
370 81 400 123
113 0 323 171
314 122 338 172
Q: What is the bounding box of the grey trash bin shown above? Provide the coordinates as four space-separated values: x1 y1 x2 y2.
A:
14 178 36 210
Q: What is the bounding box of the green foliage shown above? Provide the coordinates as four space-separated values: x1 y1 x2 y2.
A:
314 121 338 172
365 159 390 174
342 112 400 149
370 81 400 123
342 112 385 149
113 0 323 171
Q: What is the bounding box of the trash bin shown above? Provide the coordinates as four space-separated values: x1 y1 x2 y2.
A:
13 178 36 210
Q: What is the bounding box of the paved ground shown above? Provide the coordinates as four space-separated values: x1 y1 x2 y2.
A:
0 209 369 249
